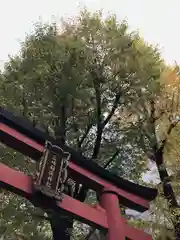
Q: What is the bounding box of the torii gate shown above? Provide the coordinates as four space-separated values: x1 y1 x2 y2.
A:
0 107 157 240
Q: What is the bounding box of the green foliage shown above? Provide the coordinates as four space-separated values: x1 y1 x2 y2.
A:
0 9 163 239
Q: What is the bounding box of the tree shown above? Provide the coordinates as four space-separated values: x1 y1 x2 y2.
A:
119 63 180 239
0 9 163 239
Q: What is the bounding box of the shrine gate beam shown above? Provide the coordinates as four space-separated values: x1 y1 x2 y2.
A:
0 121 153 212
0 162 152 240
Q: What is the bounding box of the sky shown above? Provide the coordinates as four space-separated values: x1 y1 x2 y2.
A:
0 0 180 70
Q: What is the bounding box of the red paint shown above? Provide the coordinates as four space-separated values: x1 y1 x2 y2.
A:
0 123 149 211
100 190 152 240
100 190 126 240
0 163 152 239
0 163 108 228
69 162 149 210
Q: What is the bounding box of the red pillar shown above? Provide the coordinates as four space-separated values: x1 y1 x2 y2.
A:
100 189 125 240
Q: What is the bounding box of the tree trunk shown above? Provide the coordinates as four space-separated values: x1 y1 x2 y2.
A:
50 215 73 240
154 148 180 239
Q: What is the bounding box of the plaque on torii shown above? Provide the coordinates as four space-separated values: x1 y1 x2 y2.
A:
34 141 71 201
0 107 157 240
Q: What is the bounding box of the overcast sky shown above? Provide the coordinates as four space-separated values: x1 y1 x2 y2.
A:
0 0 179 70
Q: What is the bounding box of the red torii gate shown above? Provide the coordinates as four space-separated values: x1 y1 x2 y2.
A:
0 107 157 240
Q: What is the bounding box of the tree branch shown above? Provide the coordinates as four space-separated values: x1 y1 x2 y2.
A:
92 92 121 159
92 126 103 159
22 88 27 117
104 150 120 168
78 122 94 149
15 233 28 240
149 100 156 123
154 111 165 121
92 78 103 159
159 120 180 152
55 103 66 144
149 100 165 121
102 93 121 128
152 121 179 208
32 213 50 221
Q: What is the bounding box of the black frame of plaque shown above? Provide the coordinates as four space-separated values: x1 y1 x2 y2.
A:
34 141 71 200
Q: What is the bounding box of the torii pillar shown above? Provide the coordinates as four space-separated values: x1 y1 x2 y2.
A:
100 189 126 239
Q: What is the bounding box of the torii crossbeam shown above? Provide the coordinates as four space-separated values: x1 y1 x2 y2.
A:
0 107 157 239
